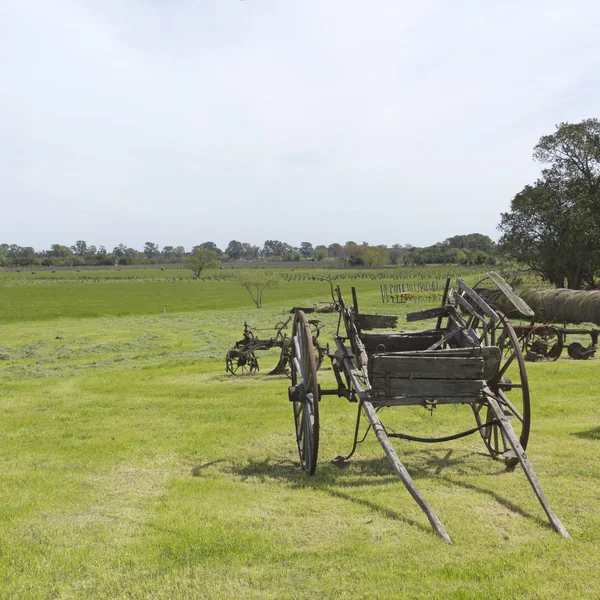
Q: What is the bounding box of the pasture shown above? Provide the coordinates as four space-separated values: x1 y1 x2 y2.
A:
0 267 599 598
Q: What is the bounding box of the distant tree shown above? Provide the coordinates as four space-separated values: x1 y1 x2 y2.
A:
98 245 107 255
184 248 219 277
236 270 279 308
113 244 128 257
389 244 404 265
242 243 260 260
262 240 293 258
195 242 222 256
299 242 314 259
314 245 328 261
345 241 364 265
162 245 186 262
50 244 72 257
443 233 495 255
363 245 389 267
226 240 244 260
144 242 160 258
327 243 345 260
71 240 88 255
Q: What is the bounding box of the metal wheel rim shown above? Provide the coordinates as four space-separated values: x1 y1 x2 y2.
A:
291 311 320 475
473 314 531 457
525 325 563 361
225 349 258 376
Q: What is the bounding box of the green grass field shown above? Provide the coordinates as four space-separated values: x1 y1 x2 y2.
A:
1 268 599 598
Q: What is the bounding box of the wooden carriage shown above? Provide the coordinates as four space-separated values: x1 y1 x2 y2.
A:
287 274 570 543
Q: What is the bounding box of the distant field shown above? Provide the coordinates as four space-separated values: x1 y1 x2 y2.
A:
0 266 492 323
0 267 598 598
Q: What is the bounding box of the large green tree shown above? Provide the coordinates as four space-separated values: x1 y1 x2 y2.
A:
498 119 600 289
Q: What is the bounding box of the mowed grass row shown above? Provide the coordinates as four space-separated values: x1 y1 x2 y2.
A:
0 273 599 598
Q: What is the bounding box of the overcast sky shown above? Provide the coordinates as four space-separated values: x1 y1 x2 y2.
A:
1 0 599 252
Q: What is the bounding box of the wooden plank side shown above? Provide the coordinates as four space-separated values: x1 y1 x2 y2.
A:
361 331 443 353
487 271 535 317
406 306 451 323
368 396 482 406
355 313 399 330
481 346 501 380
369 377 486 398
369 355 484 379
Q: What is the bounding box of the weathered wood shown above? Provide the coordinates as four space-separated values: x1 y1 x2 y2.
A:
406 305 451 322
437 277 451 330
456 278 500 322
367 395 481 406
367 353 503 381
485 391 571 540
426 326 463 351
375 345 500 375
454 292 489 327
354 313 399 331
351 286 359 313
480 346 501 380
369 377 486 398
486 271 535 317
361 331 443 353
488 271 535 317
360 400 453 543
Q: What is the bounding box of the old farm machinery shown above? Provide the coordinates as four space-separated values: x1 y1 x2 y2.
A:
226 316 328 377
475 282 600 361
287 275 570 543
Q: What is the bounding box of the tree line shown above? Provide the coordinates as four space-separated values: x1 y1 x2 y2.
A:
0 234 497 269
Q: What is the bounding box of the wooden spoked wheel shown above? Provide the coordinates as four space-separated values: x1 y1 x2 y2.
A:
289 310 320 475
225 349 259 375
524 325 563 361
472 315 531 459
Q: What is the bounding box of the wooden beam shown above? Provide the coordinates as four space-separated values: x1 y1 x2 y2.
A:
354 313 399 331
406 305 451 322
369 377 486 398
486 271 535 317
485 391 571 540
360 400 453 544
456 278 500 323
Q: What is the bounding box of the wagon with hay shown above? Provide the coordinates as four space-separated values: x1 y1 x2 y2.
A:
285 274 570 543
476 282 600 361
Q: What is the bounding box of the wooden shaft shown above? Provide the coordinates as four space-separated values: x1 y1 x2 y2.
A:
361 400 453 544
485 392 571 540
334 337 452 543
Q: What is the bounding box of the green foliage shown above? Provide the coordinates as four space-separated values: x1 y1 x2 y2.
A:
183 249 219 278
442 233 496 254
499 119 600 289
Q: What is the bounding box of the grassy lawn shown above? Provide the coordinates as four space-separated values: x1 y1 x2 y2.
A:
0 269 598 598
